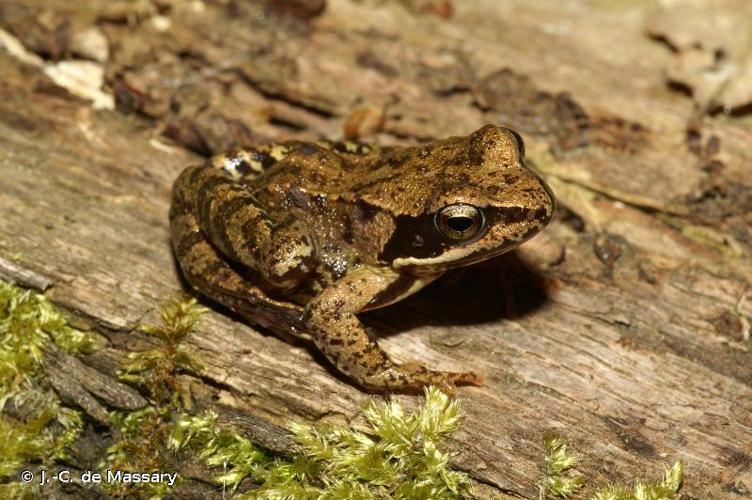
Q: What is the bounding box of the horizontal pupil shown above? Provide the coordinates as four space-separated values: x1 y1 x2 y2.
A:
447 216 473 232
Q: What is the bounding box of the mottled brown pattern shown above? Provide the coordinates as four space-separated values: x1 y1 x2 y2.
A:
170 125 554 391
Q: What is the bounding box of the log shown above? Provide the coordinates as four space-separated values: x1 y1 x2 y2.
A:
1 0 750 497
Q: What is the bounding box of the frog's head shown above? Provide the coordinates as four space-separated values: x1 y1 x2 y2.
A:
378 124 555 271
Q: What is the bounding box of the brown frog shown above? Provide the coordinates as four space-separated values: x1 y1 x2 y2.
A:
169 124 555 392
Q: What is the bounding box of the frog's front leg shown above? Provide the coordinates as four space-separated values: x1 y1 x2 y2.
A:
304 268 482 392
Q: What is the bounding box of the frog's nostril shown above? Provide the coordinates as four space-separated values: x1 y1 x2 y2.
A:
534 207 551 222
497 207 529 223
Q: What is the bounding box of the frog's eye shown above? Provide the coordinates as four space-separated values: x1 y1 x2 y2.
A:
435 204 486 242
509 129 525 157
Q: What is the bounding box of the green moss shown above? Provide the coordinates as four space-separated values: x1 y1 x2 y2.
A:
101 406 176 498
539 434 683 500
0 281 96 394
0 281 92 494
590 461 683 500
171 387 473 499
100 296 206 497
170 410 272 489
117 296 204 403
0 398 83 480
0 480 36 500
540 434 585 498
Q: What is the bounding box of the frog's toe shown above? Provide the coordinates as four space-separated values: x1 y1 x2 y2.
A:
359 363 483 393
451 371 484 387
422 370 484 395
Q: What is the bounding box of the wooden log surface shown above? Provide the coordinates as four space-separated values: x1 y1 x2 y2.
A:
1 0 751 497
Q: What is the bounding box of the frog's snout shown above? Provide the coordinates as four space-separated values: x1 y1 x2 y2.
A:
511 166 556 225
538 176 556 223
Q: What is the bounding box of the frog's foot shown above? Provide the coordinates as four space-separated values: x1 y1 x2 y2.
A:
358 362 483 394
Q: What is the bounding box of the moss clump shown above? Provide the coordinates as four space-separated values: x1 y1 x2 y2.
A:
101 406 176 498
590 460 683 500
540 434 683 500
171 387 473 499
117 296 204 403
100 296 206 498
0 397 83 476
0 281 93 497
0 281 96 394
170 410 272 489
540 434 585 498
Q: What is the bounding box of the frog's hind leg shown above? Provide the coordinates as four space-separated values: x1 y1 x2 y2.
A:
304 267 482 393
173 163 315 291
170 168 307 339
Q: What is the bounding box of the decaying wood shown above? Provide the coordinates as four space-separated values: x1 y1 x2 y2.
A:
44 348 148 425
1 0 751 498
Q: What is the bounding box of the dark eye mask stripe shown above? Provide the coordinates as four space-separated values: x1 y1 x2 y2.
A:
379 213 446 262
378 206 543 264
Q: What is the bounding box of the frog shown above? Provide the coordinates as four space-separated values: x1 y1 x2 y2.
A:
169 124 555 392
